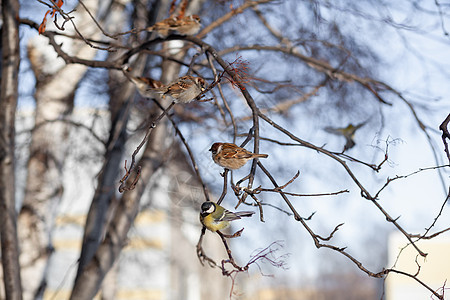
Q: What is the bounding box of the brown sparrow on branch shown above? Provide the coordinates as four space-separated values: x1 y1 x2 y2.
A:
209 142 268 170
147 15 201 38
150 75 206 103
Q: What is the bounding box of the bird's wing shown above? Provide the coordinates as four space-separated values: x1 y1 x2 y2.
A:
221 209 241 221
222 145 254 159
354 120 368 130
324 126 342 136
235 211 255 218
235 150 254 159
221 148 238 158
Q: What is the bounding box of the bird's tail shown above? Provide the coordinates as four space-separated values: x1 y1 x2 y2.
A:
136 77 165 89
235 211 255 218
255 154 268 158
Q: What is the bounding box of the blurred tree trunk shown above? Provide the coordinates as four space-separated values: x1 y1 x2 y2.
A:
74 2 158 295
70 111 169 299
72 0 206 297
75 0 139 283
18 0 100 298
0 0 22 299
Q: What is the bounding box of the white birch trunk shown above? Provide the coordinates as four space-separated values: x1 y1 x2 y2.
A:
18 1 101 299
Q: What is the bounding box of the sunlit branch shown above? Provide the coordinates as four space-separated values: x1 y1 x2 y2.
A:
256 188 349 198
197 0 276 39
332 151 388 172
413 187 450 240
21 18 127 49
373 164 450 200
380 86 448 194
196 227 217 268
218 45 392 105
385 269 444 299
42 0 113 50
217 230 250 274
205 52 238 139
217 169 229 205
238 169 348 198
433 0 450 38
256 161 389 277
78 0 118 41
256 110 428 256
247 241 289 275
118 102 175 192
21 18 121 68
246 193 264 222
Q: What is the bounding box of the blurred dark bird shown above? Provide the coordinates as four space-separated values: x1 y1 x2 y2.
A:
147 15 201 38
324 121 367 151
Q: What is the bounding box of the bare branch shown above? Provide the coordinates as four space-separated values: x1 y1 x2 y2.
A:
433 0 450 38
216 169 229 205
0 0 23 297
256 110 428 257
77 0 118 40
197 0 277 39
439 113 450 164
151 99 211 202
196 227 217 268
118 101 175 192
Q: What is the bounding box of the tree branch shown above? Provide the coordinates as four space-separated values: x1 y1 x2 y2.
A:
0 0 23 298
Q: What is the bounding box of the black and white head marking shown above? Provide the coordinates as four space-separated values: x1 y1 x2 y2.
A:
201 201 215 214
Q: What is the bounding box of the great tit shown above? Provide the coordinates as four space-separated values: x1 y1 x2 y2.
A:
199 201 255 232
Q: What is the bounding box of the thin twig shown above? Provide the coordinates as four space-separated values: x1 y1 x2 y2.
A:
151 99 211 202
439 113 450 164
78 0 118 40
196 227 217 268
217 169 229 205
118 102 175 192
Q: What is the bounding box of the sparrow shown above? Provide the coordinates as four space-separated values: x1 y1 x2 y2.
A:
209 142 268 170
199 201 254 232
150 75 206 103
147 15 201 38
324 121 367 151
